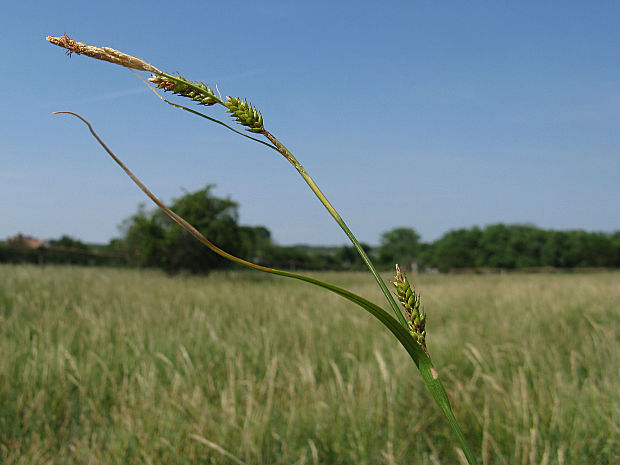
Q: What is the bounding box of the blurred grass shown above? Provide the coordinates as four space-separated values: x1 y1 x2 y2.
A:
1 264 618 464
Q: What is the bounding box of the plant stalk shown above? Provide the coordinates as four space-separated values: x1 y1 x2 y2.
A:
56 110 479 465
262 129 408 328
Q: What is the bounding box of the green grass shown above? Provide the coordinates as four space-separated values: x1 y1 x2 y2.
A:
1 264 618 464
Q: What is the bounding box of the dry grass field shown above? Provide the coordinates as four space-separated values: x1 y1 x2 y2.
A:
1 264 618 464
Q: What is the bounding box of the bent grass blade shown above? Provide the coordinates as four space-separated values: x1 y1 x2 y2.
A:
53 111 479 465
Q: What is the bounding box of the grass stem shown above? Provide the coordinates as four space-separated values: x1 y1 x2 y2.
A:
262 129 408 328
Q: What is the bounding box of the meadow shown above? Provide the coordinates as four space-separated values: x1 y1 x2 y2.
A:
1 264 618 464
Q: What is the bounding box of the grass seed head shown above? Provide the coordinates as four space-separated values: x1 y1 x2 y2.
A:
148 75 220 106
46 34 162 74
224 97 265 133
393 264 428 354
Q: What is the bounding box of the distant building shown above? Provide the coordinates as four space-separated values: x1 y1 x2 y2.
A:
5 233 47 250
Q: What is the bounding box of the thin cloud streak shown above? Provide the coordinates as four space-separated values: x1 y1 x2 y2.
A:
73 87 149 105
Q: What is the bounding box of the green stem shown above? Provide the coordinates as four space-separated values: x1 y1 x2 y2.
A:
141 74 404 324
262 129 408 329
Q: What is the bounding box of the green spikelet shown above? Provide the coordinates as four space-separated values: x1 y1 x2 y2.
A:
224 97 264 133
393 264 428 355
149 74 219 106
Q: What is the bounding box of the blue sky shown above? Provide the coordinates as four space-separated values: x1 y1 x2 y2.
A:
1 1 618 246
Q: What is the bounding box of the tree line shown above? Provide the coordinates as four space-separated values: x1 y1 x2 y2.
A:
2 185 618 272
416 224 620 271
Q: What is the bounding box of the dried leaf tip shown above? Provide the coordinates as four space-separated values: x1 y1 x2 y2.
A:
46 34 162 74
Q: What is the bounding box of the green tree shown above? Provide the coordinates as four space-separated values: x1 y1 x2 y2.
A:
48 235 89 250
510 225 547 268
576 231 615 267
121 185 258 273
239 225 272 263
120 204 167 268
335 242 372 269
433 227 482 271
378 227 421 268
478 224 547 269
479 224 513 268
611 231 620 267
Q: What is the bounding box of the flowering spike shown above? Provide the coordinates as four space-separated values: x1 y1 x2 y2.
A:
148 75 220 107
224 97 264 133
393 264 428 355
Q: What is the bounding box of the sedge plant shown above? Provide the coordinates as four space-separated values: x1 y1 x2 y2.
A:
47 34 479 464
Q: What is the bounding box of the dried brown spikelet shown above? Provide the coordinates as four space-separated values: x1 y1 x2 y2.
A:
46 34 162 74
